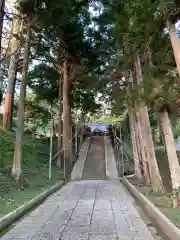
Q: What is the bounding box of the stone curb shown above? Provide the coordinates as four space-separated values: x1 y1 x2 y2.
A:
104 136 118 180
71 137 90 181
0 181 64 232
80 137 90 180
104 136 109 179
122 177 180 240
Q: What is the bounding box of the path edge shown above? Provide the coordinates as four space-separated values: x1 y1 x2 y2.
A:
0 181 64 233
122 177 180 240
104 136 118 180
80 137 91 180
104 135 109 179
71 137 90 181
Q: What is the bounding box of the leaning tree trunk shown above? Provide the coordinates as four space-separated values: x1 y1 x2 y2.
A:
167 20 180 77
12 21 31 183
57 76 62 168
62 59 73 178
139 102 164 191
157 109 180 207
128 106 143 181
3 15 22 130
134 50 163 192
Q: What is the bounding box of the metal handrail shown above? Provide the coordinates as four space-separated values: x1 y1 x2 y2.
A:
44 123 86 181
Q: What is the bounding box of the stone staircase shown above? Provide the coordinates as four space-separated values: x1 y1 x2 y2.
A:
81 136 106 180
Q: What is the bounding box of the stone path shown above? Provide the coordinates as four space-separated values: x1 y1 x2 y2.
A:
2 180 154 240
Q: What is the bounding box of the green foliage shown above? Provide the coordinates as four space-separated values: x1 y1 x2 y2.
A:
155 0 180 21
92 115 120 124
97 0 180 116
0 128 63 217
24 93 50 133
28 64 59 103
25 0 105 119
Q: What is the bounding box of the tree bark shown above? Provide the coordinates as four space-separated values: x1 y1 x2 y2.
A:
140 102 164 191
0 0 5 62
133 113 143 173
128 106 143 181
12 21 31 183
3 15 22 130
68 80 73 163
62 59 73 177
157 109 180 207
135 104 151 184
57 76 62 168
53 122 56 137
167 20 180 77
134 50 163 192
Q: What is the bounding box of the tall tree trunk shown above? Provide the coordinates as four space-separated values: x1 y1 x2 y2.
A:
139 102 164 190
0 0 5 105
157 109 180 207
167 20 180 77
3 15 22 130
133 113 143 174
128 69 148 182
135 104 151 184
62 59 72 177
52 121 56 137
128 106 143 181
12 21 31 183
8 69 17 129
134 50 164 192
57 76 62 167
0 0 5 62
68 81 73 163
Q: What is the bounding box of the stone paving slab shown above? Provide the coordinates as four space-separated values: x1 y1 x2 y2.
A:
1 180 154 240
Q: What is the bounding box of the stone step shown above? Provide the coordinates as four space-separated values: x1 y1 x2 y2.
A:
81 136 106 180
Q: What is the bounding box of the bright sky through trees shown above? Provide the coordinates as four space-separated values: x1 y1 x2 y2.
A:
176 20 180 37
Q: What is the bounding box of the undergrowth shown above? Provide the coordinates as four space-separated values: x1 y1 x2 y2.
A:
0 128 63 217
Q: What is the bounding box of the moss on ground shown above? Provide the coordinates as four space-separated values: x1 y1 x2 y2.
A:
128 148 180 228
138 185 180 228
0 128 63 218
121 132 180 228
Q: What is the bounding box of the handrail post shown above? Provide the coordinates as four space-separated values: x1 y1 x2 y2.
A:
120 125 124 177
49 111 54 180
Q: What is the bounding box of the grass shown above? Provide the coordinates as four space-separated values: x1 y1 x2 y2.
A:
0 127 63 218
129 176 180 227
128 147 180 228
155 147 180 227
125 143 180 228
139 186 180 228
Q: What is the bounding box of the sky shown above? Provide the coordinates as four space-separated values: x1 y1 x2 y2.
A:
175 20 180 38
175 20 180 28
